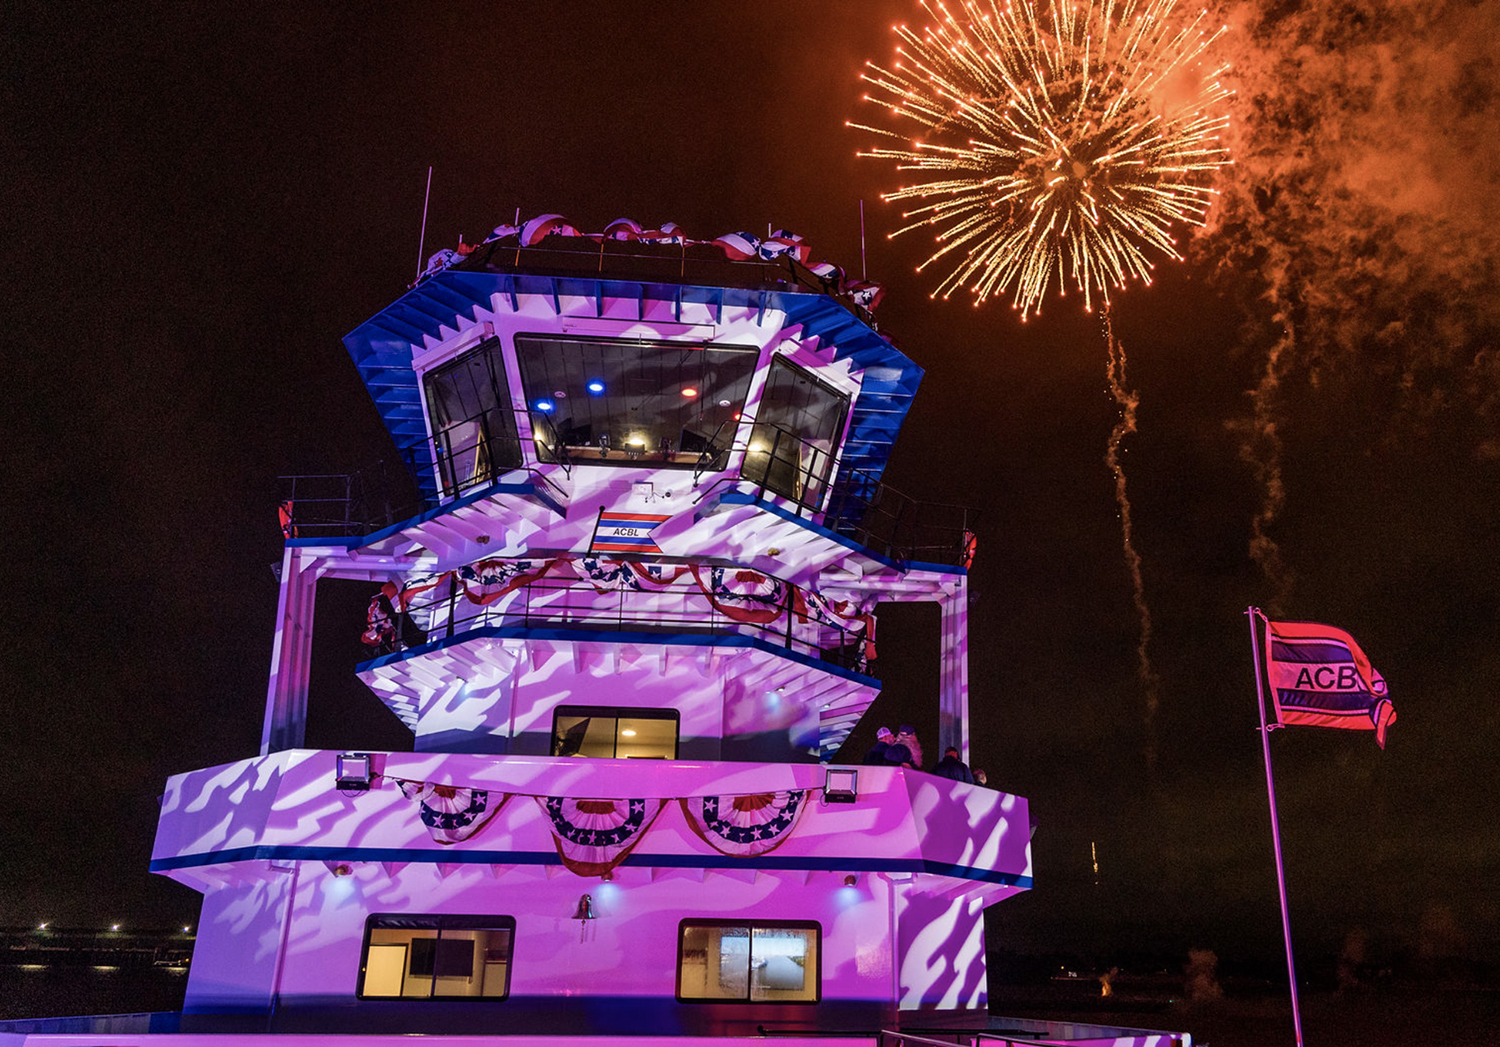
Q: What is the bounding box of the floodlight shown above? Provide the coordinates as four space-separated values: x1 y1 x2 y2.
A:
824 768 858 804
335 752 374 792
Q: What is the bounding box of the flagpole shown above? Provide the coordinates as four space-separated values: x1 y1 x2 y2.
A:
1248 606 1305 1047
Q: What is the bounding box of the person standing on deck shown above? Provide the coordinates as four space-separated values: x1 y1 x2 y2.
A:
894 724 923 769
862 727 894 765
932 746 974 784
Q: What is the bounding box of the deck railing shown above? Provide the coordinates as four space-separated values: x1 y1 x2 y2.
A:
358 567 875 678
280 420 975 568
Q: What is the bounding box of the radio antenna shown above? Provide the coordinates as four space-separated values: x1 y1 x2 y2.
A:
859 199 867 280
415 165 433 280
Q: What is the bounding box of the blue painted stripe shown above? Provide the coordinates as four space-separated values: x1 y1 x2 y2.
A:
150 844 1030 889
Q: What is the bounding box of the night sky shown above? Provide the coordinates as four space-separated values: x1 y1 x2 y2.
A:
5 0 1497 977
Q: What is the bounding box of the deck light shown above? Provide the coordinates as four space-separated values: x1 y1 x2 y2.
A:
587 380 606 395
335 752 374 792
111 924 121 932
843 875 858 887
824 768 858 804
681 387 698 398
534 399 555 413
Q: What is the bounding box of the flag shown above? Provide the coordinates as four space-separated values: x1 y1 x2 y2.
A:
589 510 669 555
1264 619 1396 747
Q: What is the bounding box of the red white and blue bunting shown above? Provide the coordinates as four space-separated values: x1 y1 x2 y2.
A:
537 796 666 877
680 790 807 857
364 556 875 663
373 772 834 873
413 214 884 315
396 780 508 845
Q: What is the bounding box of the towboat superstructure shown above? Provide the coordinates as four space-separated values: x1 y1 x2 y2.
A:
3 222 1191 1046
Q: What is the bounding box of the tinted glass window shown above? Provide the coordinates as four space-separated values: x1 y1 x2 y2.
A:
360 914 513 1000
552 706 679 759
515 336 756 468
743 358 849 509
678 920 819 1002
423 339 522 495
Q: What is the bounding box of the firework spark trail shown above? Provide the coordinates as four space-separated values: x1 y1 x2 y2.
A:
853 0 1232 317
1103 306 1160 767
1239 305 1296 615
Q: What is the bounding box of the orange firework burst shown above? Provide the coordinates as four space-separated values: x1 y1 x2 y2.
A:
852 0 1232 317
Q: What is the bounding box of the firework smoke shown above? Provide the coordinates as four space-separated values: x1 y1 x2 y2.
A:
1207 0 1500 433
1104 306 1161 766
854 0 1232 317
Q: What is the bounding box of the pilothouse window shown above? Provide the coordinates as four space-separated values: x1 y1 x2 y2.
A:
423 339 522 496
515 336 755 468
743 357 849 510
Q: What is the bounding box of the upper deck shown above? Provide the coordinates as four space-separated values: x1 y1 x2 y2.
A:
344 225 922 505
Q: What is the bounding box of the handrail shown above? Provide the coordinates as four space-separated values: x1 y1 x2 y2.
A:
458 237 882 332
528 409 573 477
279 414 977 568
878 1030 1096 1047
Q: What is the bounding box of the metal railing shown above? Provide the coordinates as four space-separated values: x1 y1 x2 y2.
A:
880 1029 1188 1047
277 405 547 539
455 236 881 331
359 568 875 677
280 417 976 568
719 423 978 568
880 1032 1058 1047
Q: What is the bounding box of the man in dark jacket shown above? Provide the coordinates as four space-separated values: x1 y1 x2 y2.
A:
862 727 894 765
932 746 975 784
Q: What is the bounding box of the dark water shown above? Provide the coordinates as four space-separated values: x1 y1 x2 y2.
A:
989 983 1500 1047
0 964 188 1022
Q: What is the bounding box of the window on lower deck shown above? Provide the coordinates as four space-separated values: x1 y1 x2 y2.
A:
677 921 820 1002
359 914 514 999
552 705 679 759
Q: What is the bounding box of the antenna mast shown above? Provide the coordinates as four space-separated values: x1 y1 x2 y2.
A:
416 165 433 280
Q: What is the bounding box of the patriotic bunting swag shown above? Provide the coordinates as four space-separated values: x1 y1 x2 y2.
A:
1264 619 1396 748
397 780 508 845
367 774 829 871
681 790 807 857
412 215 883 315
538 796 666 877
363 556 875 667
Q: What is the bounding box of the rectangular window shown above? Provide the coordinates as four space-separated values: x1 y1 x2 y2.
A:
423 338 523 496
358 914 514 1000
552 706 679 759
677 920 820 1003
515 335 757 468
742 357 849 510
